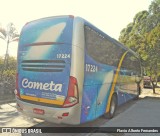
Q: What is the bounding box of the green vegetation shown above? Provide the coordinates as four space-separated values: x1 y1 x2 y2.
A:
0 23 19 78
0 56 16 97
0 23 19 99
119 0 160 93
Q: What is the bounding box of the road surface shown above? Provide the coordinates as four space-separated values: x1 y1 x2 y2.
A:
0 87 160 136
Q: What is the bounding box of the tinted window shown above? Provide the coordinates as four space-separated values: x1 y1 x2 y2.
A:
18 17 73 60
122 53 141 75
85 25 125 66
20 17 73 48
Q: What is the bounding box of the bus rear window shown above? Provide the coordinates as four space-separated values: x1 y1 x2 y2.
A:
19 16 73 48
18 16 73 60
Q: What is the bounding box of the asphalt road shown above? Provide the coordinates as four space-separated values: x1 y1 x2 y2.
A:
1 87 160 136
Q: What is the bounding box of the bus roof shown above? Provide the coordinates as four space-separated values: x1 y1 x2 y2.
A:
23 15 139 58
24 15 74 26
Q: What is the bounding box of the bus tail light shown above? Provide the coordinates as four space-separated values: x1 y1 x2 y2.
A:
63 76 79 108
15 73 20 98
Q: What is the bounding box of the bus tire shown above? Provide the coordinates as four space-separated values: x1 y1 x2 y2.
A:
104 94 117 119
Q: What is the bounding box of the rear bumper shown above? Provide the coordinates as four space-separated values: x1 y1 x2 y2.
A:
16 98 81 125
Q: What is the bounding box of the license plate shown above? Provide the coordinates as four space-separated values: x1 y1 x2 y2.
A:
33 108 45 115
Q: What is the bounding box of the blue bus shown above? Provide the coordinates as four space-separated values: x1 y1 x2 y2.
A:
15 15 142 124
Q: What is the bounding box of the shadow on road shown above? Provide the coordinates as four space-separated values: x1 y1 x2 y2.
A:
141 95 160 101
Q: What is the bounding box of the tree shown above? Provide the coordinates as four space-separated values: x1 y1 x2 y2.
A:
0 23 19 80
119 0 160 93
146 24 160 92
119 10 149 59
0 57 17 96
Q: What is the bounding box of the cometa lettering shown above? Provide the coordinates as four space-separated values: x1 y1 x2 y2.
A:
22 78 62 92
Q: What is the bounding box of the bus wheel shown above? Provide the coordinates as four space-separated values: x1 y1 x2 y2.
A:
104 94 117 119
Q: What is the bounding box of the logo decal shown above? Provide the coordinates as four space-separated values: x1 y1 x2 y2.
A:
22 78 62 92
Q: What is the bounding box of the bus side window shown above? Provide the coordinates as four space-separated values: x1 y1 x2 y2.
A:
84 25 125 67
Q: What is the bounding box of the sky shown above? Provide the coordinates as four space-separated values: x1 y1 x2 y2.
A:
0 0 153 57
